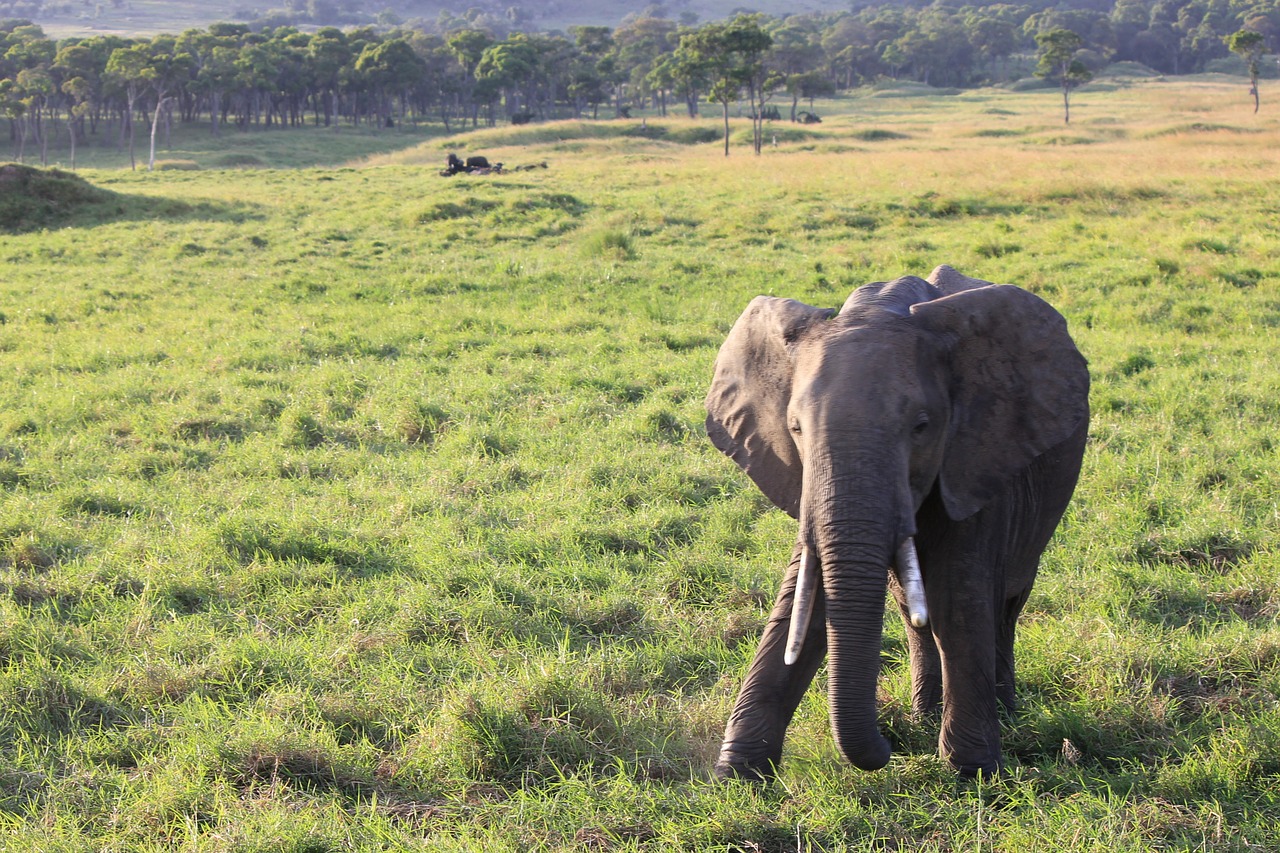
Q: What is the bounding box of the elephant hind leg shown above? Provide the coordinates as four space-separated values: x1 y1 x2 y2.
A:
891 571 942 718
905 618 942 718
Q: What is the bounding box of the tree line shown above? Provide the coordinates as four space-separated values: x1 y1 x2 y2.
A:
3 0 1278 167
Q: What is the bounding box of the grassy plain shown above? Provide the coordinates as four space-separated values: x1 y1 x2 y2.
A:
2 75 1280 850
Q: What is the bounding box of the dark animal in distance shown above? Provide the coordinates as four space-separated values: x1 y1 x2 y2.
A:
440 153 503 177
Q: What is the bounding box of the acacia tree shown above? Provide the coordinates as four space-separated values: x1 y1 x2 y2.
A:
1035 28 1093 124
1226 29 1266 112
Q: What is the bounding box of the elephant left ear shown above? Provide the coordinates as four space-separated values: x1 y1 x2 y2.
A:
705 296 836 519
910 284 1090 521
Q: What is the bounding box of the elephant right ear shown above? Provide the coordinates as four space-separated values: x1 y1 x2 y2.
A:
705 296 835 518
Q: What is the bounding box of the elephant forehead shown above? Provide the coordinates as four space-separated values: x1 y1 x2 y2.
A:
793 327 946 414
796 322 930 379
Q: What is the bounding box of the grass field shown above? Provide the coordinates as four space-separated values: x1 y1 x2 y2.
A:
2 74 1280 850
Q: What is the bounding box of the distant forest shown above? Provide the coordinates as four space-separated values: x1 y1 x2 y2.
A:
3 0 1278 164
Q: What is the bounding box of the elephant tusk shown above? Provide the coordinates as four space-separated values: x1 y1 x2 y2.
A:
784 547 820 666
896 538 929 628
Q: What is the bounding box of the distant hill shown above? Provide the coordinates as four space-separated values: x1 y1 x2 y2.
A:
29 0 852 38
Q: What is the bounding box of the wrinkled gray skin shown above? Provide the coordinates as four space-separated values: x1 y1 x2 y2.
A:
705 265 1089 779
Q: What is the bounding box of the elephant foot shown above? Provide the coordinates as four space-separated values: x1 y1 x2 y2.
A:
947 751 1004 779
953 760 1004 780
713 742 780 783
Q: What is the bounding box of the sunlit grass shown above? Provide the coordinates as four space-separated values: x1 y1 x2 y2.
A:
2 76 1279 849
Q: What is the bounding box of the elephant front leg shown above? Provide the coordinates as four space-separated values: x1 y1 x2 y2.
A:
715 543 827 782
996 588 1032 713
931 558 1005 777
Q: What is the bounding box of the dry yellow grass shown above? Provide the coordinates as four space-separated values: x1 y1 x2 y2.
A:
367 76 1280 206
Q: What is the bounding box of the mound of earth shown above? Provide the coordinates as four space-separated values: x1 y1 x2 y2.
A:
0 163 118 232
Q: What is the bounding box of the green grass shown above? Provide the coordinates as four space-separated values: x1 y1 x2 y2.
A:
15 119 448 172
2 77 1280 850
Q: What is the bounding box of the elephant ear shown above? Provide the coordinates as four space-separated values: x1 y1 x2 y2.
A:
706 296 836 518
910 283 1090 521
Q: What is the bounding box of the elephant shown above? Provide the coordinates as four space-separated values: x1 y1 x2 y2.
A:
704 265 1089 779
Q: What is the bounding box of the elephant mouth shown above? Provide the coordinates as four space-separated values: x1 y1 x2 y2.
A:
783 537 928 667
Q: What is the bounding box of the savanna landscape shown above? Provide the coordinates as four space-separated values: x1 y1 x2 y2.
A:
3 67 1280 850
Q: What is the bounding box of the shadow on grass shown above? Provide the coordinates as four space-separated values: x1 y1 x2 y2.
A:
0 162 264 234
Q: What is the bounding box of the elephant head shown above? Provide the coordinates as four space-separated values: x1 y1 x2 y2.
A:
705 266 1089 772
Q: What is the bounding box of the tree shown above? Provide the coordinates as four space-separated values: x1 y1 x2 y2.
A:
105 43 148 169
140 37 194 169
447 29 492 127
649 45 703 118
60 75 92 168
614 16 677 114
3 23 55 164
675 15 773 157
354 38 424 128
308 27 350 128
15 66 53 165
475 35 539 121
785 70 833 122
569 25 617 118
766 21 823 75
1036 28 1093 124
53 42 102 168
1226 29 1266 112
965 13 1019 81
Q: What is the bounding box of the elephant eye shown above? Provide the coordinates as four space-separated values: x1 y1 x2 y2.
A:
912 414 930 436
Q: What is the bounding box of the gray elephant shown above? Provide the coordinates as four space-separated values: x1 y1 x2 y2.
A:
705 265 1089 779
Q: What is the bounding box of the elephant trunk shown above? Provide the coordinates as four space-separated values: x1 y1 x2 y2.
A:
802 452 902 772
787 537 927 667
823 539 895 771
